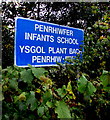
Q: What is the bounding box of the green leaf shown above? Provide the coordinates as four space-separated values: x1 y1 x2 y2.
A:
55 101 71 118
78 74 96 97
102 70 109 74
56 85 67 98
31 68 47 79
86 81 96 96
26 91 37 111
100 70 110 91
20 69 34 84
46 101 53 108
18 92 26 101
19 102 27 111
77 74 88 93
37 106 48 117
42 90 52 104
37 106 45 116
56 88 66 98
9 78 18 90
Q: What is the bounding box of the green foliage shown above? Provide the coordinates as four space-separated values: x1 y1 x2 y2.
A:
78 74 96 99
56 85 67 98
9 78 18 90
20 69 34 84
2 64 110 119
31 67 47 79
42 90 52 104
26 91 38 111
100 70 110 91
55 101 71 118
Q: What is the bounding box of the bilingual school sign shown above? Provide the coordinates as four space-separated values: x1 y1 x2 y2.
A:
15 17 84 67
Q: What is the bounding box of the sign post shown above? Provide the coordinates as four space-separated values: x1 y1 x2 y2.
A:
15 17 84 67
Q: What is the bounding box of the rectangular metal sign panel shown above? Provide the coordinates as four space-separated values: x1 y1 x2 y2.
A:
15 17 84 67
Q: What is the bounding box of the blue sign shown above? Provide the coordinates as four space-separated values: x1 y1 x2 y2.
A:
15 17 84 67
